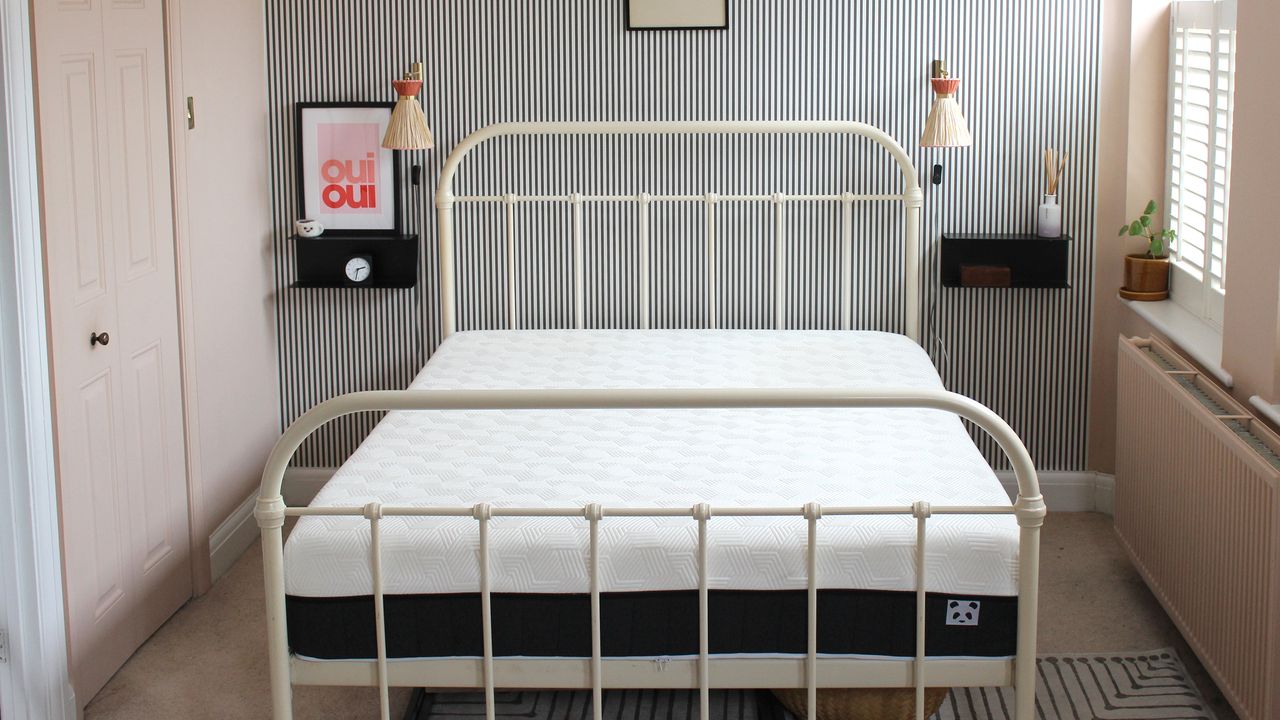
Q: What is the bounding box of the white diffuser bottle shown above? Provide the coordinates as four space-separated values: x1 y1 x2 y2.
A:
1037 194 1062 238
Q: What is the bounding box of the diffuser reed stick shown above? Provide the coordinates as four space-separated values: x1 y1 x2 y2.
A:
1043 149 1067 195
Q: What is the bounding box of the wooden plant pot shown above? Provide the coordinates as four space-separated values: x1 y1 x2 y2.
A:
1119 253 1170 301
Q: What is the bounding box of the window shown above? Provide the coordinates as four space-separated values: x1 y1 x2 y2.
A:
1166 0 1237 327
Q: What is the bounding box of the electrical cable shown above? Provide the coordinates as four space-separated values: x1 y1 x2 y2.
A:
926 163 951 377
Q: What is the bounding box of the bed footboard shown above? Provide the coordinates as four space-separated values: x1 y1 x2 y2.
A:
256 388 1045 720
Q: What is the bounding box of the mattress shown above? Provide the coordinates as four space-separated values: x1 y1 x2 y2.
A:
283 330 1021 659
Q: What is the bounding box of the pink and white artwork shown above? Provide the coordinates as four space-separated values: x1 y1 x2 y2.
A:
297 104 398 233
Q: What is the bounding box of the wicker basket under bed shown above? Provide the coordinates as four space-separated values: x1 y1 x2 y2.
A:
771 687 948 720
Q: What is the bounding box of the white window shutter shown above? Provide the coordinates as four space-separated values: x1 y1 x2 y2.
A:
1166 0 1235 326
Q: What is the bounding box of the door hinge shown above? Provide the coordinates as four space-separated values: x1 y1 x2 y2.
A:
0 627 9 663
186 96 195 130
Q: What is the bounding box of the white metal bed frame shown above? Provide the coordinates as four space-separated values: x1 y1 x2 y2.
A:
257 122 1045 720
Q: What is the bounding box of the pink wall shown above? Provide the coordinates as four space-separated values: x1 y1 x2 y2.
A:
1088 0 1168 474
1221 0 1280 403
169 0 279 590
1089 0 1280 473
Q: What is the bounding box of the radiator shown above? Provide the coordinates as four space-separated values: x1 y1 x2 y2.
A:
1116 336 1280 720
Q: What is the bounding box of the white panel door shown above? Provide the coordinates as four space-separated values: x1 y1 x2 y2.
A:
32 0 191 704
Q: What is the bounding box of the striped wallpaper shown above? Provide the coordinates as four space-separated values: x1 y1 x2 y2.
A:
265 0 1099 470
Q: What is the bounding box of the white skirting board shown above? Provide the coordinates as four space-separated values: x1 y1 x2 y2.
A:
209 468 1115 582
208 492 260 583
208 467 338 582
996 471 1115 514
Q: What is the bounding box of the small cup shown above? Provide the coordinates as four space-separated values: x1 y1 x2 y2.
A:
295 218 324 237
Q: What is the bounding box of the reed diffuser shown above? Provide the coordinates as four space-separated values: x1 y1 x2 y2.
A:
1038 149 1067 238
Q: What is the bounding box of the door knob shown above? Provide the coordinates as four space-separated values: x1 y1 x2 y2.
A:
90 331 110 347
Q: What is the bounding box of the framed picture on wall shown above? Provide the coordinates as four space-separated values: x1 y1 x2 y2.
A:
625 0 728 30
295 102 400 235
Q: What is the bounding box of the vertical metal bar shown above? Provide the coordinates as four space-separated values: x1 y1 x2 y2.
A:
572 192 585 329
587 504 603 720
904 190 922 343
912 501 930 720
257 498 294 720
365 503 390 720
504 193 517 330
438 196 457 337
804 502 821 720
774 193 786 330
841 192 853 331
705 193 718 330
638 193 651 330
695 503 711 719
475 503 495 720
1015 524 1043 720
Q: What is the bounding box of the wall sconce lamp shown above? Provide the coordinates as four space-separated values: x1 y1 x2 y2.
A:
920 60 972 148
382 62 434 150
920 59 971 377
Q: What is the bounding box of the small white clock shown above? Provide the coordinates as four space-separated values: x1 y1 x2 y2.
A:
344 255 372 285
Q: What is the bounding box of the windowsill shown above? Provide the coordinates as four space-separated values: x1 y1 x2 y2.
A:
1248 396 1280 428
1119 296 1232 387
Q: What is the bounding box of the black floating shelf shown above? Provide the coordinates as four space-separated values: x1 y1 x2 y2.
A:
290 234 419 289
941 234 1072 289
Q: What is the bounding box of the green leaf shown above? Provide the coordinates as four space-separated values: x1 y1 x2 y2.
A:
1144 199 1158 215
1140 215 1151 227
1118 224 1130 236
1129 221 1144 236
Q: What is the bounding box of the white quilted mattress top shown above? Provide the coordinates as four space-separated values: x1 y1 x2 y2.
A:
283 330 1019 598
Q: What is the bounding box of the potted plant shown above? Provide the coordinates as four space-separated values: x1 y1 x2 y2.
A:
1118 199 1177 301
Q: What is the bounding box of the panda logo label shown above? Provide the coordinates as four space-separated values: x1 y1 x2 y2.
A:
946 600 981 626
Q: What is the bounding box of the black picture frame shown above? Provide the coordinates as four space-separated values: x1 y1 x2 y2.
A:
624 0 729 31
294 102 401 236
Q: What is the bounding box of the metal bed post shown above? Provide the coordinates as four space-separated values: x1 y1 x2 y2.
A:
256 496 292 720
840 192 853 331
912 501 930 720
1015 505 1045 719
503 194 517 330
475 503 496 720
638 193 652 329
773 192 787 330
587 503 603 720
705 193 719 329
803 502 821 720
572 192 585 329
367 502 391 720
695 503 712 720
439 189 457 338
903 187 922 343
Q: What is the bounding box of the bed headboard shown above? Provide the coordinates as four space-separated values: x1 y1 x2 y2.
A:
435 121 923 343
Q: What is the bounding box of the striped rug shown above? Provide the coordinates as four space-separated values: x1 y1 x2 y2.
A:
406 650 1215 720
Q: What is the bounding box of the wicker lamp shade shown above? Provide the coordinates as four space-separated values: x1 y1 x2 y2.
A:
382 69 433 150
920 77 972 148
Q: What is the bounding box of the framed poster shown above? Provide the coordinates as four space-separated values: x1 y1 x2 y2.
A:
626 0 728 30
295 102 400 235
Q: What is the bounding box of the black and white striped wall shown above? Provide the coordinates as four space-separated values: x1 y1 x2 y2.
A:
265 0 1099 470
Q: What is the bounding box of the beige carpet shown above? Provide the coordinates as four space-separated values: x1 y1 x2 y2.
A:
82 513 1240 720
